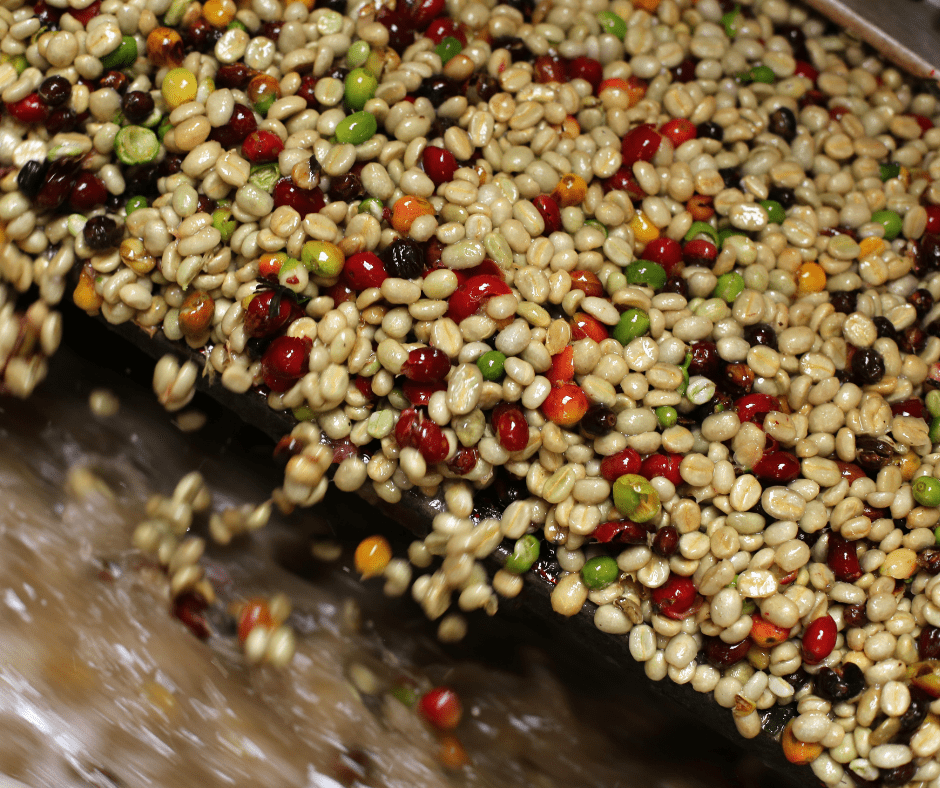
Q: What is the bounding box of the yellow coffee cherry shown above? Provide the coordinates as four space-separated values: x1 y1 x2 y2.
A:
551 173 587 207
781 720 823 765
203 0 236 27
630 211 659 245
354 535 392 579
859 236 884 257
73 264 103 313
162 67 198 109
796 261 826 295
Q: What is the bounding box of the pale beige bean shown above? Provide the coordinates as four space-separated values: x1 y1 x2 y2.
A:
551 573 588 617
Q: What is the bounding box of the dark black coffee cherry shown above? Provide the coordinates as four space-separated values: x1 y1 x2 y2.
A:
767 185 796 208
670 58 697 83
122 90 155 124
473 73 501 102
767 106 797 141
829 290 858 314
414 76 459 107
718 166 742 188
899 325 927 354
35 155 82 210
873 315 898 342
919 625 940 659
83 215 122 251
329 171 363 202
663 276 688 298
382 238 425 279
99 70 129 94
897 688 930 735
491 36 534 63
324 65 349 83
696 121 723 141
851 347 886 385
908 288 934 320
743 322 778 350
17 159 49 198
46 106 77 134
781 668 811 693
882 762 916 787
841 662 865 697
688 340 721 376
580 404 616 439
429 115 456 138
778 24 809 60
37 75 71 107
815 663 864 702
843 604 867 628
917 233 940 272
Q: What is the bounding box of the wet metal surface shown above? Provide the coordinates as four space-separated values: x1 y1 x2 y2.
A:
806 0 940 82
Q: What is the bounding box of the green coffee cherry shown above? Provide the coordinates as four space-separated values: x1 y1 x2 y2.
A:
927 389 940 418
212 208 236 242
358 197 383 218
929 416 940 445
346 40 371 69
713 272 745 303
760 199 785 224
126 196 148 215
626 260 667 290
335 111 378 145
504 534 540 574
880 162 901 182
597 10 626 39
581 556 619 590
477 349 507 381
748 65 775 84
301 240 344 277
100 36 138 70
435 36 463 64
718 228 745 248
913 476 940 507
721 5 741 37
345 67 377 111
613 308 650 344
390 683 419 707
871 209 902 240
685 220 719 245
656 406 678 428
613 474 660 522
249 162 279 192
